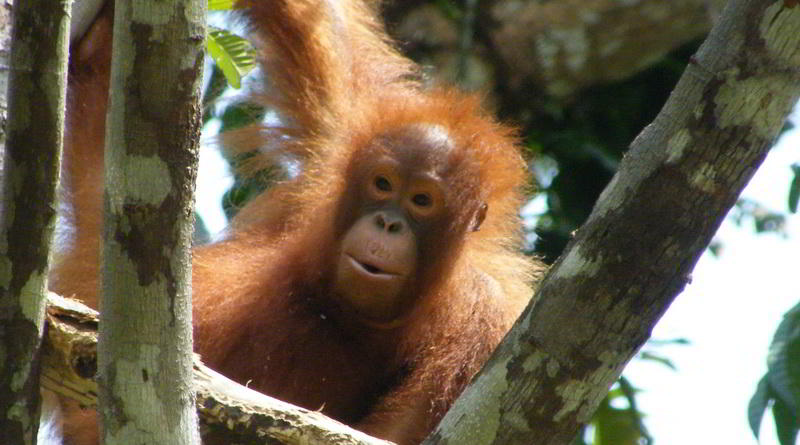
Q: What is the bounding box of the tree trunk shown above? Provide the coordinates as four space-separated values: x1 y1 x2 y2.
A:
98 1 205 443
0 0 71 442
425 0 800 443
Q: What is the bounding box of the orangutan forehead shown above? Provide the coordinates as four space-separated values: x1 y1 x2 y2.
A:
410 123 453 152
374 123 456 168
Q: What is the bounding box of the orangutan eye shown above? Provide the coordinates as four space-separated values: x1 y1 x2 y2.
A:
412 193 432 207
375 176 392 192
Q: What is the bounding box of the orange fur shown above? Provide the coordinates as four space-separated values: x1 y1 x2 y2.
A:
50 3 113 310
54 1 542 444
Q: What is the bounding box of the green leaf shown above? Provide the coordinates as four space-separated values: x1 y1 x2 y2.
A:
767 302 800 416
221 168 273 220
209 0 238 10
593 397 645 445
222 182 254 219
748 376 771 439
773 397 800 445
789 164 800 213
206 27 256 89
645 337 690 346
202 65 228 125
219 102 265 133
617 377 652 445
638 351 677 371
731 198 787 235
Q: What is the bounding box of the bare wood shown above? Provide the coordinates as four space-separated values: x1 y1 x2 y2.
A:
41 293 393 445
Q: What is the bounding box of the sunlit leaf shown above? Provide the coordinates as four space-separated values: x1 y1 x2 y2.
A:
208 0 238 10
206 27 256 89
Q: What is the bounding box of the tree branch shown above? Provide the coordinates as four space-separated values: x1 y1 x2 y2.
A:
425 0 800 443
488 0 724 95
41 293 393 445
390 0 726 96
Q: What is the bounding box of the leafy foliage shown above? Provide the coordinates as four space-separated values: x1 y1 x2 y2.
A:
208 0 239 10
576 378 651 445
206 27 256 89
749 302 800 444
221 157 274 220
574 339 687 445
200 11 269 225
204 0 255 89
731 198 787 237
211 99 271 219
523 43 698 263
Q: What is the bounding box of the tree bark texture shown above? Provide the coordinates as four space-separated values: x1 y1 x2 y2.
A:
99 1 205 443
425 0 800 444
42 294 393 445
0 0 71 442
489 0 720 95
390 0 726 96
0 0 12 156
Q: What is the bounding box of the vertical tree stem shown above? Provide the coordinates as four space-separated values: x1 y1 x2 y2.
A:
0 0 72 443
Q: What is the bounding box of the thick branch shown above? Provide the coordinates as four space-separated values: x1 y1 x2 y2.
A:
488 0 722 95
391 0 726 96
41 293 392 445
426 0 800 444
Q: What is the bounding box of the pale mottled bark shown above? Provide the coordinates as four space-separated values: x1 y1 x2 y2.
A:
0 0 71 442
99 1 205 443
426 0 800 444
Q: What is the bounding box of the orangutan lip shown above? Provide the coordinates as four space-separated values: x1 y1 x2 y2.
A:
347 254 399 277
362 262 381 274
